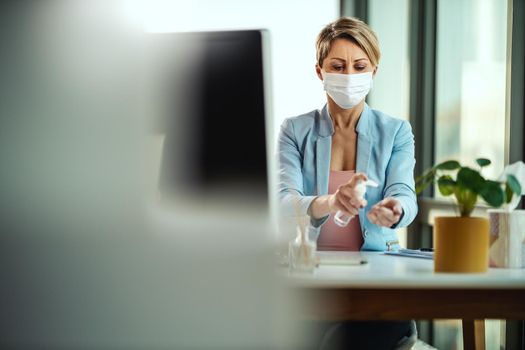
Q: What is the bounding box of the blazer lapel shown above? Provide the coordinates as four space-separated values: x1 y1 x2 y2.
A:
356 133 371 175
355 104 372 232
356 104 372 175
316 105 334 196
316 137 331 195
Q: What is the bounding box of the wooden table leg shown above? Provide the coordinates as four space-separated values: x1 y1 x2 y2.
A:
462 319 485 350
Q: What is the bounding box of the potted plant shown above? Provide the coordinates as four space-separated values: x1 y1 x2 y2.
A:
416 158 521 272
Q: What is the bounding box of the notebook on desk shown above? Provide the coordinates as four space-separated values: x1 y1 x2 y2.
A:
383 248 434 260
316 252 368 265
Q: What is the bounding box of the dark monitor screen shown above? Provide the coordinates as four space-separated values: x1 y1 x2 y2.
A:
150 30 269 203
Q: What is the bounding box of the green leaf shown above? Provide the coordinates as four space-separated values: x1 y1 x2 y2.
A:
437 175 456 196
435 160 461 170
463 189 478 216
416 178 433 194
415 169 436 195
507 174 522 196
415 174 425 183
476 158 491 167
479 180 505 207
505 183 513 204
416 169 432 184
457 167 486 192
454 188 477 216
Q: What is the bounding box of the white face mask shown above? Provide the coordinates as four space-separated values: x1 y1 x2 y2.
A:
321 71 373 109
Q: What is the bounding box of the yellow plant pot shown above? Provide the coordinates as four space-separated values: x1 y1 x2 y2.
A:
434 216 489 273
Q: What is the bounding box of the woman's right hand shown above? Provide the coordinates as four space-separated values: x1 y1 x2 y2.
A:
327 173 368 216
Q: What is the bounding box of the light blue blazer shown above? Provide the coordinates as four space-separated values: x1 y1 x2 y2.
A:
277 103 418 251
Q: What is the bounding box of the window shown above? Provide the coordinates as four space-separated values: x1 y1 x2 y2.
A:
435 0 507 182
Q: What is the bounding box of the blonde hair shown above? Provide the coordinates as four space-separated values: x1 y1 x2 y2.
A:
316 17 381 68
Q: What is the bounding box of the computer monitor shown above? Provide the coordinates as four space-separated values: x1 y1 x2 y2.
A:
149 30 271 206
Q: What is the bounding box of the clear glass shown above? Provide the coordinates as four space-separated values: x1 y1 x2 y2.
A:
288 225 317 273
435 0 507 187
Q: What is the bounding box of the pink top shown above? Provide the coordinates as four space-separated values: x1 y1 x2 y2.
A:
317 170 364 251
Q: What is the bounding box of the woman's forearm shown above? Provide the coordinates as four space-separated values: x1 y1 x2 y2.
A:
308 195 332 219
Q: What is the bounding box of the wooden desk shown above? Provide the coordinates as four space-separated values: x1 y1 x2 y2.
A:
288 252 525 350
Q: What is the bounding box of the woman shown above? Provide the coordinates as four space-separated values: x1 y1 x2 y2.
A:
278 17 417 251
278 17 418 349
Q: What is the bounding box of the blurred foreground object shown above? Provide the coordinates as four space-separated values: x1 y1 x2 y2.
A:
0 1 302 348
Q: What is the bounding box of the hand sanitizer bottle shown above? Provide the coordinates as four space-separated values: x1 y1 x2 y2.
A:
333 179 378 227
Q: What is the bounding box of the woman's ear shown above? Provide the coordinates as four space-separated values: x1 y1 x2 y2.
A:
315 64 323 81
372 66 378 77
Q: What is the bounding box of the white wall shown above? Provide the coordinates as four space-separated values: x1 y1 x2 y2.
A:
129 0 339 146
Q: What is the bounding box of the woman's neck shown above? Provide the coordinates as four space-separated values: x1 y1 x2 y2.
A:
327 99 364 131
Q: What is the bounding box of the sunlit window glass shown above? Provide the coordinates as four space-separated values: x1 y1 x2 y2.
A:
435 0 507 183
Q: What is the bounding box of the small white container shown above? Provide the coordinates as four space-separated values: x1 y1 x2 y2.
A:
488 209 525 268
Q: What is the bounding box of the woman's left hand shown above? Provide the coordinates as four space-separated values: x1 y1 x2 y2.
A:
367 197 403 228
